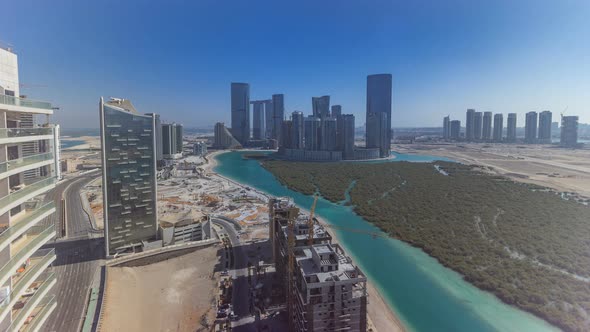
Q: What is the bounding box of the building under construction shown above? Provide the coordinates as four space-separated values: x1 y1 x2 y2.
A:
269 197 367 332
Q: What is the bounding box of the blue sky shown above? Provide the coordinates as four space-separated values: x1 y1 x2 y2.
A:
3 0 589 128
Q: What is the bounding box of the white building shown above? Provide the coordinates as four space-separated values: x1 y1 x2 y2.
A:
0 45 60 331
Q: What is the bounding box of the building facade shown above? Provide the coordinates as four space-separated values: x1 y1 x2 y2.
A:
507 113 517 142
365 74 392 158
272 94 284 141
312 96 330 119
450 120 461 139
213 122 241 149
525 111 538 143
251 100 266 140
443 116 450 139
493 113 503 142
538 110 552 143
560 116 579 147
304 116 321 151
230 83 250 145
465 109 475 141
482 112 492 141
264 100 273 139
99 98 158 256
0 46 59 331
162 123 183 159
474 111 483 140
341 114 355 160
291 111 304 149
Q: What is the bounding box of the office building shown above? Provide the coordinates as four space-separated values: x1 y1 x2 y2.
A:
561 116 579 147
366 74 392 158
213 122 241 149
148 113 164 165
465 109 475 141
291 111 304 149
538 110 552 143
304 116 321 151
268 198 367 332
482 112 492 141
312 96 330 118
162 123 183 159
272 94 284 140
493 113 503 142
442 116 450 139
331 105 342 118
230 82 250 145
507 113 517 142
474 111 483 140
341 114 355 159
264 100 273 139
450 120 461 139
525 111 538 143
251 100 266 140
0 46 59 331
320 117 337 151
100 97 158 256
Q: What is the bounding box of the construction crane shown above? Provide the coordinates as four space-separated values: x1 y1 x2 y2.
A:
307 194 319 246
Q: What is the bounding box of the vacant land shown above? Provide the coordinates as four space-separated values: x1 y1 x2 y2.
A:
262 160 590 332
101 247 220 332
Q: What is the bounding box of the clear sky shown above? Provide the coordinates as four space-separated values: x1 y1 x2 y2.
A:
3 0 589 128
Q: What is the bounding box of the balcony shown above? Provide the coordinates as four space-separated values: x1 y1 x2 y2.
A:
0 152 55 180
19 296 57 332
0 127 54 145
0 94 53 114
0 224 55 289
0 202 56 253
0 250 56 323
0 177 56 217
9 276 57 332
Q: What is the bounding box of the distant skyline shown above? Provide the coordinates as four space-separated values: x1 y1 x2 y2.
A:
3 0 590 128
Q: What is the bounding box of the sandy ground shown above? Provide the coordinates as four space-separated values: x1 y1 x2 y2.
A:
101 247 220 332
62 135 101 150
207 150 406 332
395 143 590 198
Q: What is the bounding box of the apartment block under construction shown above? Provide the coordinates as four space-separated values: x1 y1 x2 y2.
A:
269 197 367 332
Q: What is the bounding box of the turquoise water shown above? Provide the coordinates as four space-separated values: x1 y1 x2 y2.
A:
61 140 85 149
214 151 559 332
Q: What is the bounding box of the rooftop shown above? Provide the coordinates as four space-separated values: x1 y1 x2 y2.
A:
296 243 364 284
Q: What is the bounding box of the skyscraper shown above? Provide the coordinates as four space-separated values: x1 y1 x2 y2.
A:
99 97 158 256
507 113 517 142
147 113 163 165
230 82 250 145
291 111 304 149
320 117 338 151
465 109 475 141
482 112 492 141
560 116 579 147
304 116 321 151
214 122 241 149
525 111 538 143
450 120 461 139
162 123 183 159
493 113 503 142
312 96 330 118
280 120 293 150
365 74 392 158
474 112 483 140
251 100 266 140
272 94 284 140
0 46 59 330
341 114 355 159
331 105 342 118
538 110 552 143
443 116 450 139
264 99 273 139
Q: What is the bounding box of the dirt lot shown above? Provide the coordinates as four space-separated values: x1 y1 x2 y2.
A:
101 246 220 332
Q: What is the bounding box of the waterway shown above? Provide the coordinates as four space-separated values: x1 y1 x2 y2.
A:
61 139 85 149
214 151 559 332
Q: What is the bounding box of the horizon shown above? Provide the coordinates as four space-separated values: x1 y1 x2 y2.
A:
4 0 590 129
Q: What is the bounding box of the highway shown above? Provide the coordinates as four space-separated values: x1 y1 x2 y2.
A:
212 217 256 332
40 173 104 332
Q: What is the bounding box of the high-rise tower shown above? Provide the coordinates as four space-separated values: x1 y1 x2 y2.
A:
538 111 552 143
365 74 392 158
507 113 517 142
230 83 250 145
465 109 475 141
493 113 503 142
525 111 538 143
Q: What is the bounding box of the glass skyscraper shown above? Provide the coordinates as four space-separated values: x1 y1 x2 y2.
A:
230 83 250 145
365 74 392 158
99 98 158 256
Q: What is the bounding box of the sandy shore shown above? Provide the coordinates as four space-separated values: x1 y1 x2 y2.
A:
205 149 406 332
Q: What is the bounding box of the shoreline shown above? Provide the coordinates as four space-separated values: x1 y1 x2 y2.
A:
206 149 406 332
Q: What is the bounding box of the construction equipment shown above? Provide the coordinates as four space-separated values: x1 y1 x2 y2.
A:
307 194 319 246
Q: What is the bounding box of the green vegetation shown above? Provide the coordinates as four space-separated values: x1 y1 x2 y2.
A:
262 160 590 332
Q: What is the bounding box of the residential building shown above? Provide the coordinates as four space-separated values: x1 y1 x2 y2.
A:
272 94 284 140
341 114 355 159
320 117 337 151
465 109 475 141
99 97 158 256
291 111 304 149
251 100 266 140
193 141 207 156
230 82 250 145
213 122 241 149
0 46 59 331
147 113 163 166
507 113 517 142
538 110 552 143
482 112 492 141
331 105 342 118
474 111 483 140
450 120 461 139
162 123 183 159
442 116 450 139
493 113 503 142
365 74 392 158
525 111 538 143
264 100 273 139
561 116 579 147
304 116 321 151
312 96 330 119
280 120 293 150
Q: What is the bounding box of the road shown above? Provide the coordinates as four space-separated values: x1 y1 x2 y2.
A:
40 172 104 332
212 217 256 332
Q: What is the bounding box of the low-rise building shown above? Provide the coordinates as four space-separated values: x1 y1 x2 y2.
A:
159 208 211 246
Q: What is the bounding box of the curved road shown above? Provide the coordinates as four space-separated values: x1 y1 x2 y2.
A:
41 172 104 332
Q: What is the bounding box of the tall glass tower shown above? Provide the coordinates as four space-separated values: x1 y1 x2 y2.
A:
230 83 250 145
99 98 158 256
365 74 392 158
